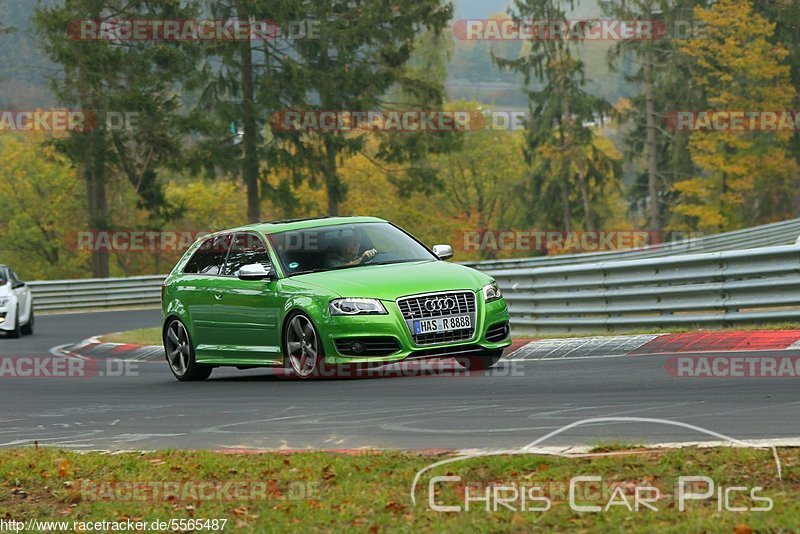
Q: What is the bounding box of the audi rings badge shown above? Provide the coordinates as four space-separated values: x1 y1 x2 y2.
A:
424 297 456 313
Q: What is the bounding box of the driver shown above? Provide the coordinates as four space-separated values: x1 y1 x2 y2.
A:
324 229 377 268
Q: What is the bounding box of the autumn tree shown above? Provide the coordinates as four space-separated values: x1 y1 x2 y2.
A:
0 136 85 279
675 0 799 231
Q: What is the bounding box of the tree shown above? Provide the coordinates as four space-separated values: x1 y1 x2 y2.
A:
0 136 85 279
494 0 617 232
600 0 705 234
752 1 800 212
675 0 799 231
34 0 199 276
184 0 305 224
433 103 529 259
282 0 453 216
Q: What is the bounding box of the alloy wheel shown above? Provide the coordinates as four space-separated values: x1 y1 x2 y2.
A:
286 315 320 378
165 320 191 377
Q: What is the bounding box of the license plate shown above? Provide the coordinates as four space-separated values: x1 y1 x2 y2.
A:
413 315 472 334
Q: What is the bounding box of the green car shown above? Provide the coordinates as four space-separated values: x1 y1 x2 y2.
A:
161 216 511 381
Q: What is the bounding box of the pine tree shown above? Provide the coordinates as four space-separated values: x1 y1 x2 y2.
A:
494 0 617 232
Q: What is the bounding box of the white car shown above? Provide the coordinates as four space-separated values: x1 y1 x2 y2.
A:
0 265 34 337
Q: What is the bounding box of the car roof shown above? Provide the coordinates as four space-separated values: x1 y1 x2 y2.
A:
217 216 388 236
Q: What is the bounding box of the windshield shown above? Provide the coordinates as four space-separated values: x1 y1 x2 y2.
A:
268 223 436 276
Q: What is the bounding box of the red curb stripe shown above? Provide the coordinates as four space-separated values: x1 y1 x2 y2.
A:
630 330 800 355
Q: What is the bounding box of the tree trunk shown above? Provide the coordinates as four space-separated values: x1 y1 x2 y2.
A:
578 169 593 232
318 43 342 217
237 7 260 223
79 61 109 278
644 43 661 236
560 181 571 233
324 137 341 216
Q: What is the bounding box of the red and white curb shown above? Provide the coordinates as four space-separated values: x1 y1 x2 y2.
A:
60 331 800 365
59 338 535 364
59 336 165 362
503 330 800 361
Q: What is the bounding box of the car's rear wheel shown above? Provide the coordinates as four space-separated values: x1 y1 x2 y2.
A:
455 349 504 371
164 318 212 381
21 307 34 336
7 306 21 338
285 313 326 379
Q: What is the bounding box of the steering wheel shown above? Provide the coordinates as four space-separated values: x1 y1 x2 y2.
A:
363 251 400 264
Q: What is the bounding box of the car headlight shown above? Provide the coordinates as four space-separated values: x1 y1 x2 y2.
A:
0 297 8 307
329 298 388 316
482 283 502 302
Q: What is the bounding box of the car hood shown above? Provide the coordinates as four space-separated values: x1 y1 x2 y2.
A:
292 260 492 300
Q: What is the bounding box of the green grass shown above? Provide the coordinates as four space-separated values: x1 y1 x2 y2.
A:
1 447 798 532
99 327 162 346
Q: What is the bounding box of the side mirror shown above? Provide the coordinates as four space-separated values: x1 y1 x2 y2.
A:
12 281 25 289
237 263 276 281
432 244 454 261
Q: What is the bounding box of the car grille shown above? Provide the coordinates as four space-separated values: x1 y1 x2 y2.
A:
397 291 477 346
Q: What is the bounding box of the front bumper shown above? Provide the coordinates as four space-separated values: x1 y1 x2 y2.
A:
0 300 14 331
318 293 511 364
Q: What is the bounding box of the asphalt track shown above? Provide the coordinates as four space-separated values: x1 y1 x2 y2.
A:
0 309 797 451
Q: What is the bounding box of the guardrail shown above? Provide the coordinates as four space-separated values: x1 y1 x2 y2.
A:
29 275 166 311
25 240 800 335
462 217 800 270
488 245 800 335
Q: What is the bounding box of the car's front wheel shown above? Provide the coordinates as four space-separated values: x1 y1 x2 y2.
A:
164 318 212 381
21 307 34 336
284 313 326 379
455 349 504 371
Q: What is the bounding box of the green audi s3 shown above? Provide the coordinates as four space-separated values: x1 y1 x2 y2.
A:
161 216 511 380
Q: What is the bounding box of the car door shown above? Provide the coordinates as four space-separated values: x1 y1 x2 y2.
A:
177 233 232 358
8 270 30 323
213 232 283 363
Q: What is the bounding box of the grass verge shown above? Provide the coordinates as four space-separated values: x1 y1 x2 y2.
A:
1 447 797 533
99 327 162 346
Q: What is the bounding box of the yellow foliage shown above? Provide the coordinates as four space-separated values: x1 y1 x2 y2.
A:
674 0 799 232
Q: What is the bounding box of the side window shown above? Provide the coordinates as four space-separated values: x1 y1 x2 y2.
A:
183 234 231 275
8 270 18 282
223 233 272 276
